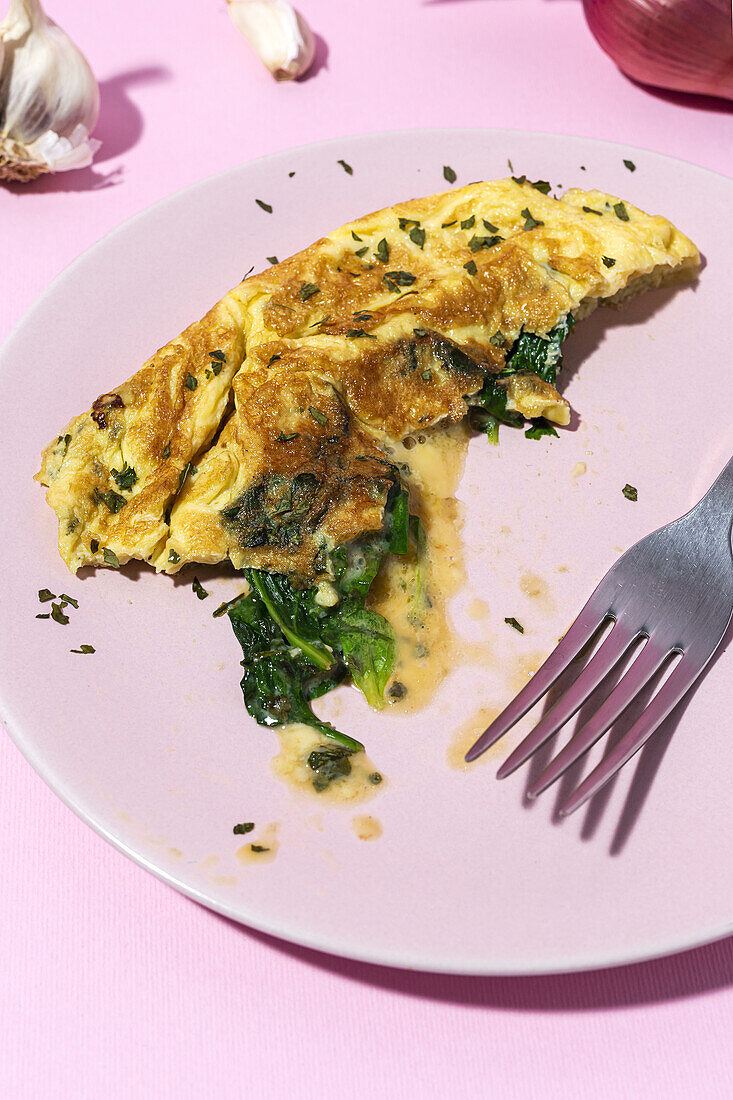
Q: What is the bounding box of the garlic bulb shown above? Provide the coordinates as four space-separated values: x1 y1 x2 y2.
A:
0 0 100 182
228 0 315 81
582 0 733 101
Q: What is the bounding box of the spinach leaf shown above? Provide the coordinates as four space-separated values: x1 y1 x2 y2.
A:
225 486 422 749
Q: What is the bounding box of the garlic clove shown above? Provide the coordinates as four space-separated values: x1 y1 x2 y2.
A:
582 0 733 102
228 0 316 81
0 0 100 181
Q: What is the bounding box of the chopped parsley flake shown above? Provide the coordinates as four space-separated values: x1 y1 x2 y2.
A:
460 215 475 230
521 208 543 231
101 548 119 568
346 328 376 339
623 159 636 172
51 602 69 625
351 230 362 241
267 256 279 265
210 349 226 362
250 845 269 853
489 332 507 347
192 576 209 600
59 593 78 609
383 271 416 291
299 282 320 301
614 202 630 222
463 259 478 276
368 772 383 785
623 483 638 501
255 199 273 213
525 420 559 440
35 613 49 619
421 369 432 381
96 489 127 514
441 220 457 228
582 205 603 216
443 165 457 183
276 431 299 442
337 159 353 175
111 462 138 491
505 616 524 633
70 644 95 654
413 327 428 337
38 588 56 602
602 256 616 268
233 822 255 835
309 406 328 426
483 219 499 232
354 246 368 257
469 234 502 252
162 442 171 460
409 226 426 249
168 549 180 564
90 539 99 554
375 238 390 264
184 373 198 391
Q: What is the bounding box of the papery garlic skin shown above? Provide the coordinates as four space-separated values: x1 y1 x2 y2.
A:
228 0 316 81
583 0 733 102
0 0 100 181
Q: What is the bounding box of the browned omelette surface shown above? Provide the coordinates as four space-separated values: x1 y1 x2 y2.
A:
37 178 699 577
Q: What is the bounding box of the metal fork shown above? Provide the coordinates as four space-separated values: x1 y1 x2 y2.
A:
465 456 733 816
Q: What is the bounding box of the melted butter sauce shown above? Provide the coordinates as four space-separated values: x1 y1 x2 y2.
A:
369 422 476 713
272 723 382 804
352 815 383 841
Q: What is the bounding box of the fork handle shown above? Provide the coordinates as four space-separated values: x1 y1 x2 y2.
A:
688 454 733 537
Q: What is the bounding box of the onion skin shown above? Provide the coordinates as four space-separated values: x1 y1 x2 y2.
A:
582 0 733 101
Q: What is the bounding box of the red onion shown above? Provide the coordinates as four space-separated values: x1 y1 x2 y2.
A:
582 0 733 101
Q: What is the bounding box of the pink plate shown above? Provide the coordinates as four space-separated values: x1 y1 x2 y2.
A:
1 129 731 974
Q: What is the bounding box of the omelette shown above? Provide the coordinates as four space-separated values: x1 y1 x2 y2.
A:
36 178 699 757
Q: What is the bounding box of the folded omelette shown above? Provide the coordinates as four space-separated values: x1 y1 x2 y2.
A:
37 178 699 584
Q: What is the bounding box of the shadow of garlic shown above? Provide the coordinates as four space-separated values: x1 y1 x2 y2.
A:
0 0 100 182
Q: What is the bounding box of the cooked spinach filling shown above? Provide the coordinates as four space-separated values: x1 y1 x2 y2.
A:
223 316 574 755
226 486 421 752
468 314 574 443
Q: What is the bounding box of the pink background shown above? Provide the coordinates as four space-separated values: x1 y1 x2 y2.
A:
2 1 732 1096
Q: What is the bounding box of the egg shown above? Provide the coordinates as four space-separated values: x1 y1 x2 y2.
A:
37 178 699 578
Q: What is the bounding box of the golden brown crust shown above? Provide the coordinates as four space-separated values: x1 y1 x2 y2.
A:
39 178 700 576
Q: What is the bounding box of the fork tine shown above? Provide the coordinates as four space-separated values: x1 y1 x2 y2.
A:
464 601 608 762
495 620 638 779
526 638 671 799
557 650 704 817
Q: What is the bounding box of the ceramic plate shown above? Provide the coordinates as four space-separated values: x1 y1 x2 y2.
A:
1 129 731 974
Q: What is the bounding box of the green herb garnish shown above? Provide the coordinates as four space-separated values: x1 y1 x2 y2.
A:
346 328 376 339
375 238 389 263
582 205 603 216
602 256 616 268
168 549 180 564
469 234 502 252
613 201 630 222
368 772 383 785
51 602 69 625
90 539 99 554
383 270 416 291
505 617 524 633
59 593 78 608
276 431 299 442
70 644 95 654
463 260 477 276
162 442 171 460
521 208 543 231
483 219 499 232
95 489 127 514
623 483 638 501
102 548 120 568
460 215 475 230
409 226 426 249
338 159 353 175
267 256 279 265
111 462 138 491
623 159 636 172
307 746 353 792
299 282 320 301
443 165 456 183
233 822 255 835
256 199 273 213
192 577 209 600
184 373 198 391
421 369 432 381
354 246 369 257
38 588 56 602
309 406 328 426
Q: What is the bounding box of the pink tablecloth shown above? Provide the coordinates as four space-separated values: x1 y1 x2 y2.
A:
3 2 732 1096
